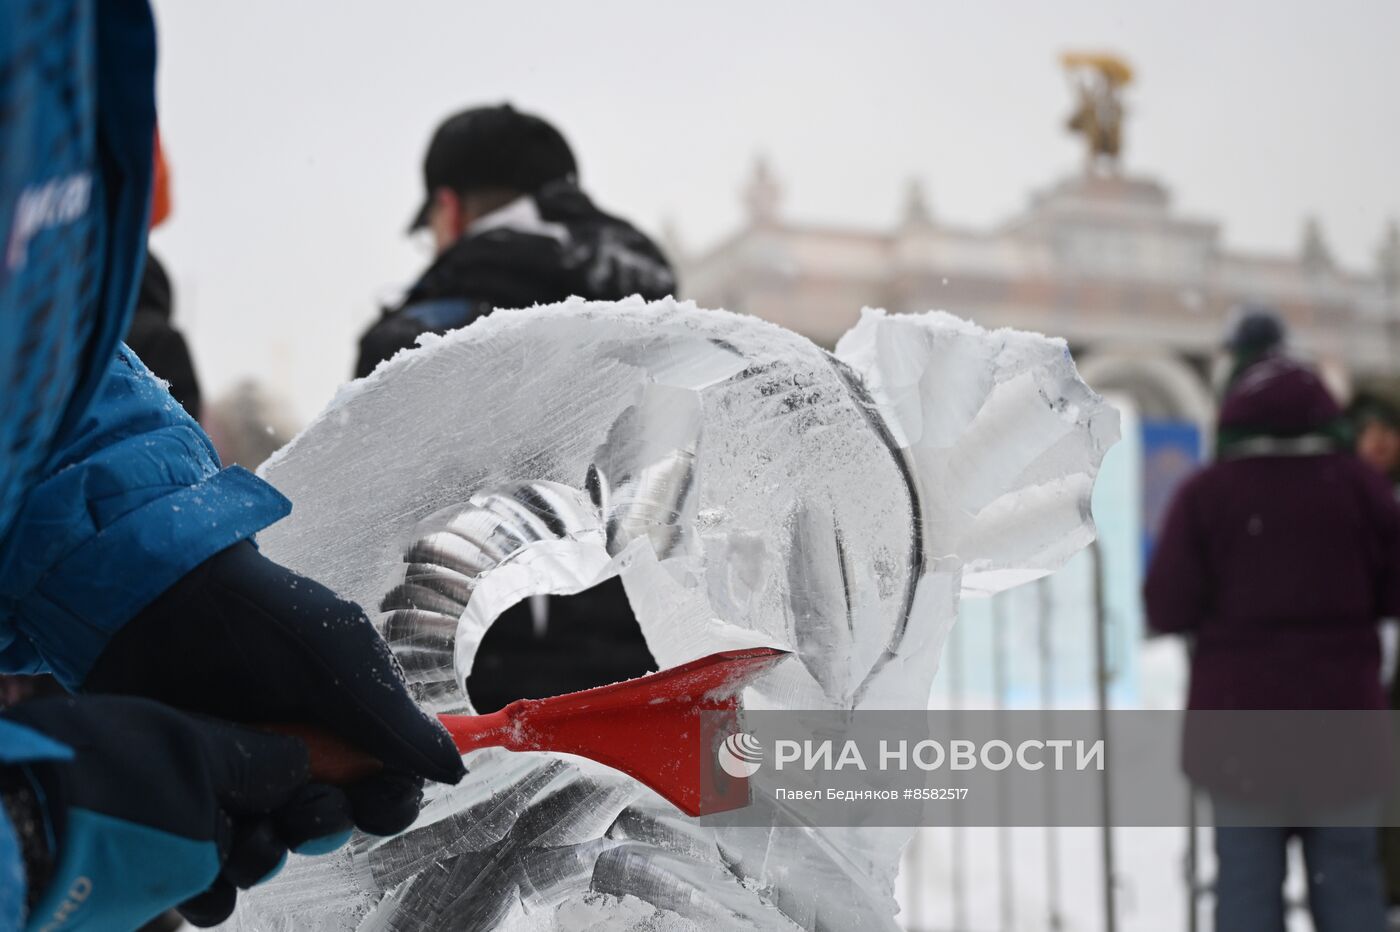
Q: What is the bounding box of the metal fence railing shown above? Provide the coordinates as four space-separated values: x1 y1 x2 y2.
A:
899 540 1119 932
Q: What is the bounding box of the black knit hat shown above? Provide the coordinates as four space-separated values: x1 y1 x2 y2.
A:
408 104 577 232
1224 305 1286 355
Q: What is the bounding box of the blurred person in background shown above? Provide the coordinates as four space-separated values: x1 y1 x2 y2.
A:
127 132 203 420
354 103 676 377
128 252 201 418
1350 378 1400 491
357 104 676 713
1216 304 1287 398
1145 311 1397 932
203 378 301 471
132 133 304 474
0 3 465 927
1347 377 1400 913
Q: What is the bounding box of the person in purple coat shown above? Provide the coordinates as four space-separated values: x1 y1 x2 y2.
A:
1146 312 1399 932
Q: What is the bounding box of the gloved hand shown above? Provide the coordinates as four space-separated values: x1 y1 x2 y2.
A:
2 695 327 929
83 540 466 921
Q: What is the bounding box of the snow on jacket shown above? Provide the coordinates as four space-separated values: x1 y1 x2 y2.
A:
0 1 289 919
1145 356 1400 798
354 180 677 378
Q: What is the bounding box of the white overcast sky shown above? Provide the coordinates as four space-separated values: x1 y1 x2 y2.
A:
147 0 1400 421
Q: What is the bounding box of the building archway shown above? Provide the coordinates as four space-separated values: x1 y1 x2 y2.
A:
1078 348 1215 565
1077 349 1215 430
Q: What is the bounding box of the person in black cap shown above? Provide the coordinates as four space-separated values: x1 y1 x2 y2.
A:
1220 304 1287 396
357 104 670 712
354 103 677 378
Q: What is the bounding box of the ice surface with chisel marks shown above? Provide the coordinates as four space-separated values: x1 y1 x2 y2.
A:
227 298 1117 931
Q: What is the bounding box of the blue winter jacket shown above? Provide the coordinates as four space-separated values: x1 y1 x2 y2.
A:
0 0 291 921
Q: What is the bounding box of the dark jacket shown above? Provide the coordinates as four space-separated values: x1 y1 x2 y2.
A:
355 180 676 378
125 252 202 420
1146 357 1400 798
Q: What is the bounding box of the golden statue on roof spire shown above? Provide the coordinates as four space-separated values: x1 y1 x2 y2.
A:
1062 52 1133 174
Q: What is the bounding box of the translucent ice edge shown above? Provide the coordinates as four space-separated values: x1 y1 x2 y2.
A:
836 307 1119 596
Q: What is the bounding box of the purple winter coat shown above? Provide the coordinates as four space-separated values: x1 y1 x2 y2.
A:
1145 357 1400 799
1146 356 1400 711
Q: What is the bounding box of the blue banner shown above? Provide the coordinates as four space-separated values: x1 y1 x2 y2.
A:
1140 420 1202 568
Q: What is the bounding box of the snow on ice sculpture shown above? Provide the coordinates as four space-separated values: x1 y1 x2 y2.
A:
227 298 1117 931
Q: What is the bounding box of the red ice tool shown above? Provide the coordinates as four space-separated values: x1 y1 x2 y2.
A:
274 646 789 817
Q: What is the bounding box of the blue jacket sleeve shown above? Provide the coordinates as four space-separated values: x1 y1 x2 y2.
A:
0 346 291 688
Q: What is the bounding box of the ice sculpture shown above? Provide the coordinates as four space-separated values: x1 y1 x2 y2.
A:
227 299 1117 931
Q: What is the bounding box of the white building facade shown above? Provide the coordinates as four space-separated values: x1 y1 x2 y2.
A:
683 160 1400 432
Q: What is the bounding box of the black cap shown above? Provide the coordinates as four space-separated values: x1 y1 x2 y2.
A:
408 104 577 232
1224 305 1286 355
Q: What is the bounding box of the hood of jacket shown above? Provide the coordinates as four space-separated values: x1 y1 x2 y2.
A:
1218 354 1342 439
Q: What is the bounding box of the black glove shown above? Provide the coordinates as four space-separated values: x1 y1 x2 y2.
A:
2 695 327 929
84 541 466 917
